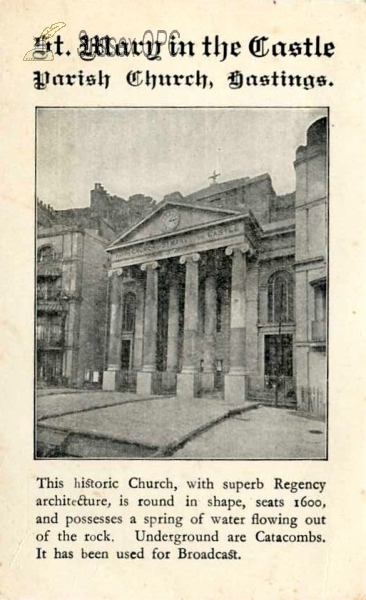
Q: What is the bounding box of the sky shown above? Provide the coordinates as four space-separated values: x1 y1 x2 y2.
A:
36 107 327 209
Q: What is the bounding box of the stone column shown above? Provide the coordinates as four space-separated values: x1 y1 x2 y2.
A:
163 271 180 393
177 253 200 398
201 269 217 392
103 269 123 391
225 243 251 404
136 261 159 396
132 282 144 370
166 275 180 372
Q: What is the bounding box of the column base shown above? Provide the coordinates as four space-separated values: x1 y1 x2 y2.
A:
136 371 154 397
224 374 248 405
162 371 178 394
177 373 199 399
201 372 215 393
103 370 123 391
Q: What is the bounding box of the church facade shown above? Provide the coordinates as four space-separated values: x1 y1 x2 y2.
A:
102 117 327 415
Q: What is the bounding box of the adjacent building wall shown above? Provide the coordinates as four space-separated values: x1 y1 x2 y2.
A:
37 227 109 388
294 117 328 416
77 230 110 387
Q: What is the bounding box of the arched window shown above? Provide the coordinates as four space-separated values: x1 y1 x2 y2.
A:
122 293 136 332
267 271 294 323
37 245 56 262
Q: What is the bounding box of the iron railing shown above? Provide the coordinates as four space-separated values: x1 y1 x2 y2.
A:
151 371 177 395
248 375 296 407
36 328 64 347
36 287 64 301
297 386 326 418
119 370 137 393
247 376 326 417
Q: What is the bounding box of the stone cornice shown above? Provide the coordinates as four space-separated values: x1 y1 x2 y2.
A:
261 219 295 238
108 209 265 268
259 247 295 262
294 255 325 267
295 196 327 211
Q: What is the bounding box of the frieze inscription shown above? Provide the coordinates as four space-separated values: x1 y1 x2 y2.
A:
111 221 244 262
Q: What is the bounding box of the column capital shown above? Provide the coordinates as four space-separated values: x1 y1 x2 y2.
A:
108 267 123 278
225 242 253 257
140 260 159 271
179 252 200 265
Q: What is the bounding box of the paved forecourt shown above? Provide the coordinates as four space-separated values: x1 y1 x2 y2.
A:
173 405 326 459
37 393 258 458
36 390 151 421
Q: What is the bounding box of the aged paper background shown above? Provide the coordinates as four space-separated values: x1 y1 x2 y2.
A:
0 1 365 598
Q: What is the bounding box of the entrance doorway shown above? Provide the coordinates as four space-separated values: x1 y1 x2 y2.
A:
120 338 137 392
265 334 293 377
37 350 63 387
121 339 132 370
263 334 295 406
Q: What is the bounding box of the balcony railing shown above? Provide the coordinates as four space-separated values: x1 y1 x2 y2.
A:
37 288 63 301
311 320 326 342
37 329 64 348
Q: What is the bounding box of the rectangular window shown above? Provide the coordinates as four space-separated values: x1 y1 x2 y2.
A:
121 340 131 370
216 359 223 372
312 283 327 342
314 286 326 322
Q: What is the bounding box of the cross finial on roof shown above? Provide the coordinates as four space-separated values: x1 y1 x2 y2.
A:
208 170 220 185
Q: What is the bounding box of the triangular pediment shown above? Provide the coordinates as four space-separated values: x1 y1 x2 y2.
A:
109 201 242 248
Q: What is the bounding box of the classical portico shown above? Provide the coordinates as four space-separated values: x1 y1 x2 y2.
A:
103 200 260 404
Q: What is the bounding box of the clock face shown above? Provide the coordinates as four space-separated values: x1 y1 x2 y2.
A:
162 209 180 232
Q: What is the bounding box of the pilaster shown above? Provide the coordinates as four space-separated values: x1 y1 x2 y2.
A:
137 261 159 396
103 269 123 391
224 243 252 404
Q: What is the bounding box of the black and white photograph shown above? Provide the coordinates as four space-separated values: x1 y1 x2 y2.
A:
35 107 328 460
